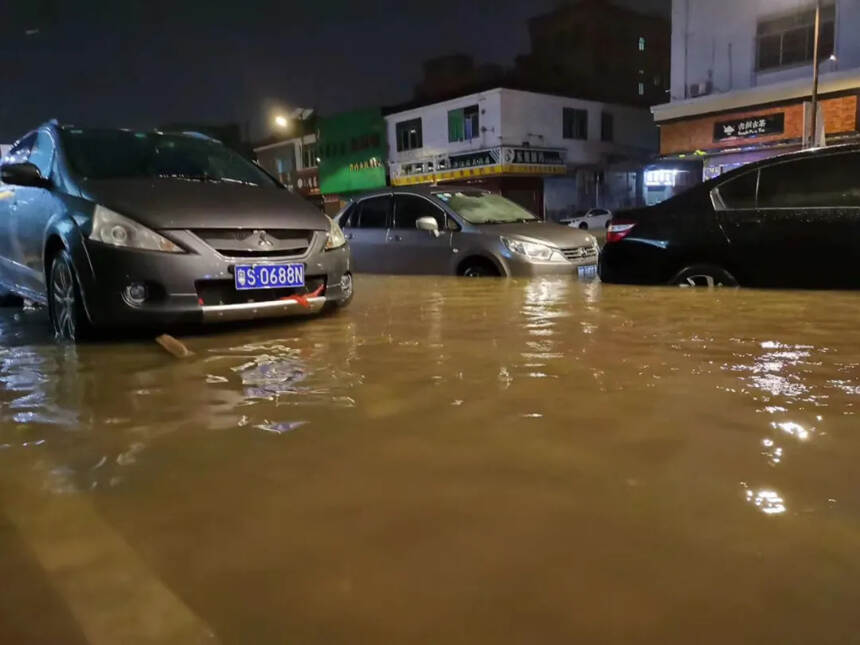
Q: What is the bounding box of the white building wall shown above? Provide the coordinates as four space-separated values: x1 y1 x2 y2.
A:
385 90 503 165
671 0 860 101
385 88 656 167
498 89 656 162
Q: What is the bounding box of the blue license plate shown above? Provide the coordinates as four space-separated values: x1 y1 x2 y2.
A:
234 264 305 290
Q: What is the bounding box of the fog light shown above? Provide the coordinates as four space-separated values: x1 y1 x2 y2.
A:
124 282 148 305
340 273 353 297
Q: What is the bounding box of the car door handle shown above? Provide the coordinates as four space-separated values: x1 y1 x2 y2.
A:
392 234 404 242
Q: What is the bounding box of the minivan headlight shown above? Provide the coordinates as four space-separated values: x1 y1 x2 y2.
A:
501 237 565 263
325 216 347 251
90 205 184 253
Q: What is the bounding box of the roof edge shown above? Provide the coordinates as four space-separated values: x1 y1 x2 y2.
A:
652 67 860 122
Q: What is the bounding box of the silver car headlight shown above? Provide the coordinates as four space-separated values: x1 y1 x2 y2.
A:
501 236 566 263
90 205 184 253
325 216 347 251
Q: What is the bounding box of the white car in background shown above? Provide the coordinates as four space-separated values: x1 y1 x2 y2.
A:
567 208 612 230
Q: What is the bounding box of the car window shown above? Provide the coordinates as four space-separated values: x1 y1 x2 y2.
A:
28 130 56 178
393 195 445 230
758 153 860 209
713 170 758 210
339 203 358 228
2 134 36 166
434 190 537 224
357 196 391 228
60 128 277 187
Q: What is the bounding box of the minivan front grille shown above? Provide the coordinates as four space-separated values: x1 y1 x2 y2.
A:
193 229 315 258
561 245 599 261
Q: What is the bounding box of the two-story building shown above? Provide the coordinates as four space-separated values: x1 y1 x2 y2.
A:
384 88 657 220
653 0 860 181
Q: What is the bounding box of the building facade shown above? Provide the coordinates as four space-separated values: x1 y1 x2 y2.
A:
653 0 860 181
254 133 321 205
385 88 657 219
317 108 388 214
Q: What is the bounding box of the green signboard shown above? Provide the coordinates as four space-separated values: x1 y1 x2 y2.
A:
318 108 388 195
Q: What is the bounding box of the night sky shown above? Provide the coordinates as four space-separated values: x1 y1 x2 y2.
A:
2 0 668 143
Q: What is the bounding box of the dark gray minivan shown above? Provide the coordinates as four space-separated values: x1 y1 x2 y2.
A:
335 186 598 278
0 123 353 340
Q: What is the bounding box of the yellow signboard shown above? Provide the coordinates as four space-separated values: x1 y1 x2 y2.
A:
391 163 566 186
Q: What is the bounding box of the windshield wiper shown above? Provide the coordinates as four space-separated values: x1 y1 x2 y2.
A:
156 172 222 183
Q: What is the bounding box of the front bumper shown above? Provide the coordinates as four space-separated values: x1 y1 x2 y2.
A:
500 253 598 278
77 230 352 328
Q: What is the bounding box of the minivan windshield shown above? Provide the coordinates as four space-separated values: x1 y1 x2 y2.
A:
434 190 538 224
59 128 278 187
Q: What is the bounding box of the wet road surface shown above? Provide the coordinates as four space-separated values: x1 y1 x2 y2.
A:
1 275 859 644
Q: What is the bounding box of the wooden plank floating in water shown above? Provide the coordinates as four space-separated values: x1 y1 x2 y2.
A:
155 334 194 359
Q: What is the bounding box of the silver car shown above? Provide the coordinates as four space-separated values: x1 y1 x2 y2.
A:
335 187 598 278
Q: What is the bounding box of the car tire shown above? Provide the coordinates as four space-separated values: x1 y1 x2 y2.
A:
459 258 500 278
579 222 588 230
47 249 92 341
671 264 739 288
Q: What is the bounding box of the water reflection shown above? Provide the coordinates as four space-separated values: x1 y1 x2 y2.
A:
1 278 860 643
744 486 788 515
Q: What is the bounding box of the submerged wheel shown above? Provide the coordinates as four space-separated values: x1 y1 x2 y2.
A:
671 264 738 288
48 250 91 341
459 258 500 278
579 222 588 230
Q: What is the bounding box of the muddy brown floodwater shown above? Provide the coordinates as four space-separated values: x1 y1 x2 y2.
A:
1 275 859 644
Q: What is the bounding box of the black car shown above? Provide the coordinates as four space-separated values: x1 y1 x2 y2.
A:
600 145 860 289
0 123 353 340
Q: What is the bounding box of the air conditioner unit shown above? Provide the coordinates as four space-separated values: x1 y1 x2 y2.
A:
688 81 713 98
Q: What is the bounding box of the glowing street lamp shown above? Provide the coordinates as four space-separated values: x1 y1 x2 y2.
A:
274 115 289 129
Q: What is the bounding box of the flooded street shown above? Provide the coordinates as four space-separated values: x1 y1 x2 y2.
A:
2 275 860 644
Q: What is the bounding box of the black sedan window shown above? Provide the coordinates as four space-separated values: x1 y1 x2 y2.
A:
758 153 860 209
60 129 277 187
713 170 758 210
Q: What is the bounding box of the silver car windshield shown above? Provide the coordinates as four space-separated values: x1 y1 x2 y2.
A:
434 190 538 224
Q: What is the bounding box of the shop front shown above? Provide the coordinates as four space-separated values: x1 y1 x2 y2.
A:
389 145 567 218
653 86 860 185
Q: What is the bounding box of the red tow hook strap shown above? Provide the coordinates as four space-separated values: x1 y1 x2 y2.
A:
280 284 325 309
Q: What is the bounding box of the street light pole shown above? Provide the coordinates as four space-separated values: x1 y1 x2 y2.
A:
808 0 822 148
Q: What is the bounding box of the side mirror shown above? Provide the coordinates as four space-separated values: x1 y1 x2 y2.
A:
415 216 440 237
1 163 50 188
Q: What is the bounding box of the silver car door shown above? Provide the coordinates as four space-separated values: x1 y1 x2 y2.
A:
345 195 392 273
388 194 454 275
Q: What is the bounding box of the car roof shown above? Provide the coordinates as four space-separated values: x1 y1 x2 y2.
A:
45 122 223 143
710 142 860 185
348 184 490 202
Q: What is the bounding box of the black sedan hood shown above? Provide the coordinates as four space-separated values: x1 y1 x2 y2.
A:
79 178 329 230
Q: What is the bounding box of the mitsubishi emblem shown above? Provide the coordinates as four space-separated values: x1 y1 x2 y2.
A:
253 230 274 249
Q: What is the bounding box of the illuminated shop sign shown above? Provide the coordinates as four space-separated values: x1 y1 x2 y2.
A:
714 113 785 141
644 169 681 187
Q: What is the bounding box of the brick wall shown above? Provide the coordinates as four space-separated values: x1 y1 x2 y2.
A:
660 95 858 155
